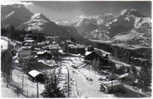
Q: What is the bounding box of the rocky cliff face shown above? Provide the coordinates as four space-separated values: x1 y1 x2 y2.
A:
74 9 151 48
1 4 85 41
1 4 33 28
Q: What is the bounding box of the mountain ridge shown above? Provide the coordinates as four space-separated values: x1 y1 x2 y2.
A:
2 5 151 47
73 9 151 47
2 4 87 42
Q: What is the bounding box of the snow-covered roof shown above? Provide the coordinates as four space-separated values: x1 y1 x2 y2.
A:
94 48 110 56
85 51 92 56
38 59 57 67
68 44 85 49
58 49 64 53
21 46 32 49
37 50 47 55
24 39 34 42
1 39 8 51
1 36 15 51
28 70 41 78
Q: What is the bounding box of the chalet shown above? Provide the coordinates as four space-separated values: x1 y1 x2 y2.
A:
37 41 50 47
36 51 52 59
37 59 58 68
28 70 45 83
58 49 66 56
66 43 86 55
85 48 111 61
45 36 59 43
112 60 132 75
23 39 34 47
86 45 94 51
85 48 114 71
24 35 33 41
43 44 60 51
66 40 74 44
18 46 32 60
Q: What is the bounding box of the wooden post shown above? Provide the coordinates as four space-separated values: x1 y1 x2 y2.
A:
27 88 28 97
66 67 70 97
22 59 25 90
22 74 24 90
111 79 113 91
36 82 39 98
54 69 57 84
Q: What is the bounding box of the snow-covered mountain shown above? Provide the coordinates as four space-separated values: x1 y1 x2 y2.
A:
74 9 151 47
109 9 151 47
1 4 33 28
108 9 151 37
1 4 151 47
18 13 60 34
73 14 115 40
2 4 85 41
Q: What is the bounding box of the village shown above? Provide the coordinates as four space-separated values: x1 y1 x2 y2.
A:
1 32 151 98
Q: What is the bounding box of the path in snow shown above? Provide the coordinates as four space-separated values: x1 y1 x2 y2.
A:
60 56 114 98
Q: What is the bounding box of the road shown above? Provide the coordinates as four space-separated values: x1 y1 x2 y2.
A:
58 56 148 98
9 54 148 98
60 56 114 98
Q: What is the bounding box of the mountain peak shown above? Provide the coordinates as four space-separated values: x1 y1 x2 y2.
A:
32 13 43 18
120 9 136 15
120 9 144 17
2 4 33 28
32 13 41 16
31 13 50 21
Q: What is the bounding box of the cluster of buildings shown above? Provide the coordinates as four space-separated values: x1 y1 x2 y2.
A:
12 33 150 95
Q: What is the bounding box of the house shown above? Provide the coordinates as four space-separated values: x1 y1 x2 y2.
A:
28 70 45 83
45 36 59 43
112 61 131 75
85 48 111 61
18 46 32 60
36 51 52 59
37 59 58 68
85 48 114 71
66 43 86 55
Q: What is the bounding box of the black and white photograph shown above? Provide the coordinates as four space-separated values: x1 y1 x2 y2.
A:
1 0 152 98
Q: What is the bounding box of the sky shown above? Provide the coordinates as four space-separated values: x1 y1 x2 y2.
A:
1 0 151 22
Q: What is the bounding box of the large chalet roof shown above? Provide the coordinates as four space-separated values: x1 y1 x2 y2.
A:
1 38 8 51
28 70 42 78
43 44 61 49
85 51 92 56
23 39 34 43
68 43 85 49
1 36 15 51
94 48 110 57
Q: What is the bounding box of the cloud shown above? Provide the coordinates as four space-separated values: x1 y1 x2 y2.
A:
1 0 33 5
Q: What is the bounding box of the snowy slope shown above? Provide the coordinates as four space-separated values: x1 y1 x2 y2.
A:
73 9 151 47
1 4 33 28
18 13 58 33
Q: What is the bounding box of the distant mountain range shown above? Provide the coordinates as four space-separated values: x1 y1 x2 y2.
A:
73 9 151 47
1 4 151 48
1 4 85 42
